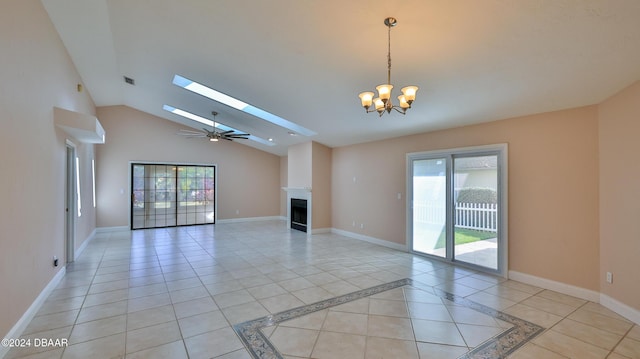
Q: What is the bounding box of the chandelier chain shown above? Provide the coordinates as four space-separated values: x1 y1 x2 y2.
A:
387 21 392 85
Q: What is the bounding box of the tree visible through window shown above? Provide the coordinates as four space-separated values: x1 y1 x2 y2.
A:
131 163 215 229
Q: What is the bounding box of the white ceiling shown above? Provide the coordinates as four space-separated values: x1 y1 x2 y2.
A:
42 0 640 156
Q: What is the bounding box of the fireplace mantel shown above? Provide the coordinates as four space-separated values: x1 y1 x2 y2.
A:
282 187 312 236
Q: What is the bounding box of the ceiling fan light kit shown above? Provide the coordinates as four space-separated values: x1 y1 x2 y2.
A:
177 111 250 142
359 17 419 116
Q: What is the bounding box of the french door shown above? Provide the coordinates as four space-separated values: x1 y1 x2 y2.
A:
408 145 507 275
131 163 216 229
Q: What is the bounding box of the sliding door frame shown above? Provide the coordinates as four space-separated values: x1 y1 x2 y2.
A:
128 161 218 229
406 144 508 277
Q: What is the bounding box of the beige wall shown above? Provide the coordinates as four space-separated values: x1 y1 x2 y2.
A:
280 156 288 217
332 106 600 291
311 142 332 229
0 0 97 338
95 106 281 227
598 80 640 310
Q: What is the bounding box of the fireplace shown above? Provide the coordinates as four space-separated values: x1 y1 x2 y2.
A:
290 198 308 232
283 187 311 236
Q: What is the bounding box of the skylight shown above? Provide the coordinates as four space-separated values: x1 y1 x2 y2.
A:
172 75 316 137
163 105 275 146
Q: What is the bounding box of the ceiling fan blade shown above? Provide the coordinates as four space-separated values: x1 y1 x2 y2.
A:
178 130 206 135
226 133 250 137
222 137 233 141
178 133 207 138
218 130 234 135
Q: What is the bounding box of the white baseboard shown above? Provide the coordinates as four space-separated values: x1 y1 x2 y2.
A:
1 266 66 358
331 228 408 252
96 226 129 233
600 294 640 325
508 270 600 302
74 228 96 261
98 217 287 230
216 216 283 224
1 227 99 358
311 227 332 234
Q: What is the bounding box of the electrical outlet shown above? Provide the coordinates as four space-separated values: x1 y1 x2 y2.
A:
352 221 356 227
606 272 613 284
360 223 364 229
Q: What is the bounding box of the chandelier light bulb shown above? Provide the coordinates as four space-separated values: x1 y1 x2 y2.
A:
398 95 410 109
359 91 374 109
401 86 418 103
373 98 385 112
376 84 393 102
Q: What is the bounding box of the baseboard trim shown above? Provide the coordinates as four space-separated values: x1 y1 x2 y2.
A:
1 226 102 357
1 266 66 358
331 228 407 251
216 216 283 224
75 228 96 261
600 294 640 325
508 270 600 302
311 227 332 234
96 225 129 233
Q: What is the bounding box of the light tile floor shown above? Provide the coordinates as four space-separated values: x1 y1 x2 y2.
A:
5 220 640 359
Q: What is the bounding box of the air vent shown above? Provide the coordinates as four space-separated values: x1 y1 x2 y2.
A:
124 76 135 85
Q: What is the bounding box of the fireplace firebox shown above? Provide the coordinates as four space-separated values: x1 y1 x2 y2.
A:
290 198 308 232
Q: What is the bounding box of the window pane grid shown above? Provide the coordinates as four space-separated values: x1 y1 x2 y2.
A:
131 163 215 229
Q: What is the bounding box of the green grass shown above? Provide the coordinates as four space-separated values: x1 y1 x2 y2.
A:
433 228 496 249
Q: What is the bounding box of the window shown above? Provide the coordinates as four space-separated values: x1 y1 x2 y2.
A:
76 156 81 217
131 163 216 229
92 158 96 208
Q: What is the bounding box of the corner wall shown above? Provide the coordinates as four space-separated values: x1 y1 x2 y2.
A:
598 80 640 313
280 156 288 217
312 142 332 230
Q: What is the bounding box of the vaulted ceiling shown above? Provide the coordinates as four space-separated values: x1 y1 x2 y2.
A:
42 0 640 155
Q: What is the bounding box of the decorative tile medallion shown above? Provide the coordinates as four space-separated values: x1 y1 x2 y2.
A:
233 278 544 359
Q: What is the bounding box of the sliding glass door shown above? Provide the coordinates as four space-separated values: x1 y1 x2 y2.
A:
453 155 499 270
131 163 215 229
411 158 448 258
409 145 507 275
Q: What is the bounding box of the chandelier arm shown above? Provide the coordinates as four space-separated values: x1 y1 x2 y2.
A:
392 106 407 115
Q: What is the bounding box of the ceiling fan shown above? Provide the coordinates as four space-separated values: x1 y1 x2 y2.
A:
177 111 250 142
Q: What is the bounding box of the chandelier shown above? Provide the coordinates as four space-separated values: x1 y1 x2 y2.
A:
358 17 418 116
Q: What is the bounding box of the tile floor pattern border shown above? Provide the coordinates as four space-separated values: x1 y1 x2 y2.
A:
233 278 544 359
